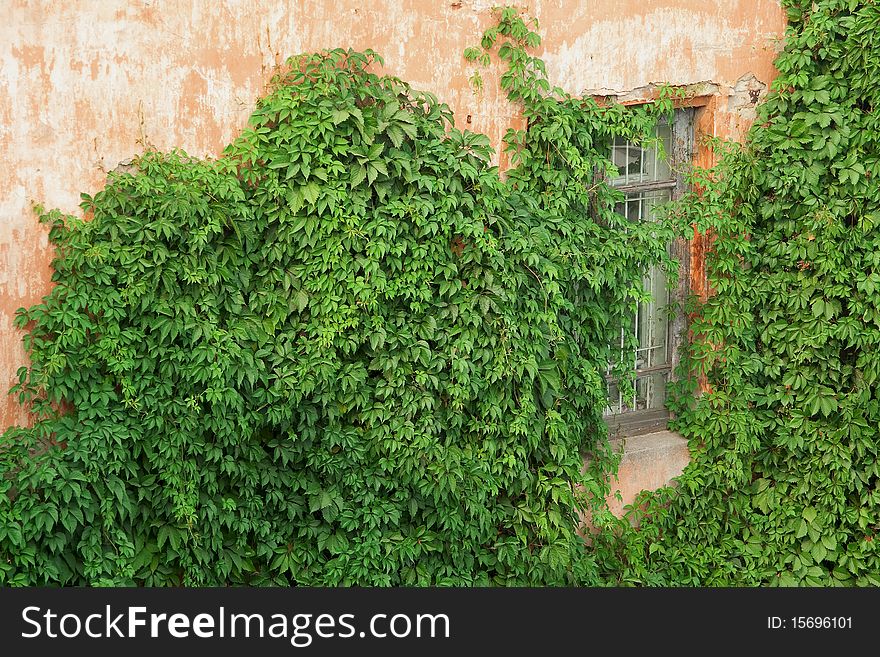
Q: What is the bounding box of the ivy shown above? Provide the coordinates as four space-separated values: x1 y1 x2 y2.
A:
15 2 872 589
595 0 880 586
0 15 671 586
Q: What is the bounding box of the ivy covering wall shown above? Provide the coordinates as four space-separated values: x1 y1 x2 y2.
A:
0 19 669 585
2 0 876 587
595 0 880 586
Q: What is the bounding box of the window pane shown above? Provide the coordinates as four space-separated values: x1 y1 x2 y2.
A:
645 123 673 182
610 137 629 186
611 123 674 186
605 124 676 419
635 371 668 411
638 264 670 369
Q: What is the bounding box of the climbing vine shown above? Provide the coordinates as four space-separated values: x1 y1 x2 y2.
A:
0 11 671 585
10 0 864 589
594 0 880 586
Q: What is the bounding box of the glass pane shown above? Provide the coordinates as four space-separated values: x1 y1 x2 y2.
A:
644 123 673 182
627 145 645 181
642 189 670 221
616 189 670 223
610 137 628 186
606 380 621 415
610 123 673 187
604 126 676 418
634 371 668 411
637 265 670 369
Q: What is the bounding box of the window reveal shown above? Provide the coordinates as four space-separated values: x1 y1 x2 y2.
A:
605 110 694 435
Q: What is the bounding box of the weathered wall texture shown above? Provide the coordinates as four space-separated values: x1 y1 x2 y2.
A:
1 0 787 503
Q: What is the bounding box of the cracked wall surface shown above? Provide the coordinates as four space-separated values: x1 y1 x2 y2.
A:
0 0 786 429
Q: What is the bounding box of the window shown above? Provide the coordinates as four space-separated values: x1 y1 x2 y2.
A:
605 109 694 436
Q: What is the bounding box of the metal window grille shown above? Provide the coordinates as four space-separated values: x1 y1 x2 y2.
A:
605 111 693 435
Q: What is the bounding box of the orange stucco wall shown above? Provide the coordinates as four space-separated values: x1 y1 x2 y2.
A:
1 0 787 433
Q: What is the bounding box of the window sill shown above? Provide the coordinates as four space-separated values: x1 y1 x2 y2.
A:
605 429 690 518
605 408 669 437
